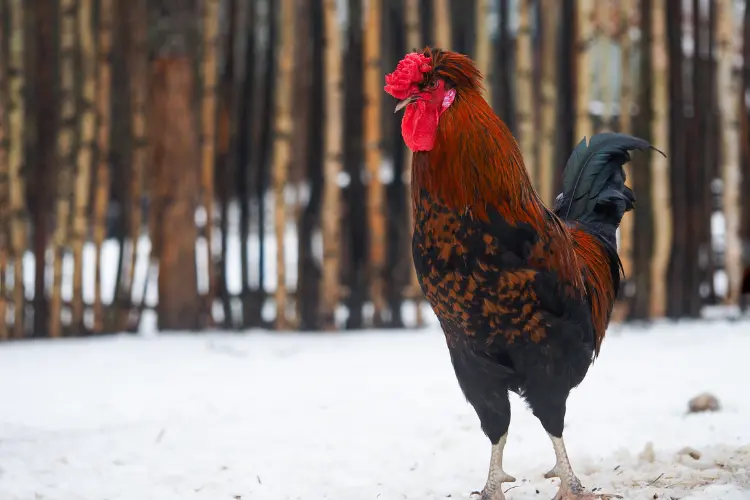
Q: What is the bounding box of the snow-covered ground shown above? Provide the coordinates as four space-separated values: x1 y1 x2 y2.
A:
0 321 749 500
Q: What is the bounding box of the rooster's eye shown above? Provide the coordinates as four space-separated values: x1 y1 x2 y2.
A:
426 80 438 90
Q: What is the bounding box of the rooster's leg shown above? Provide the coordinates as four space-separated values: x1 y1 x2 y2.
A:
470 433 516 500
546 434 621 500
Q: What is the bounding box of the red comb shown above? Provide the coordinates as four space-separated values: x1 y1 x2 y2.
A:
384 53 431 100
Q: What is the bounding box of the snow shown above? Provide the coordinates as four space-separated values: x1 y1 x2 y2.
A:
1 321 749 500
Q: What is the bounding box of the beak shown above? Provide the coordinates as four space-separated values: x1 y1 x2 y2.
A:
394 96 417 113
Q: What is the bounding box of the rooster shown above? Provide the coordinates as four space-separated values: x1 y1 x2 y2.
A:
385 48 656 500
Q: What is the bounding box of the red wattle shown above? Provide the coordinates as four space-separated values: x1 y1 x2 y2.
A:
402 101 439 152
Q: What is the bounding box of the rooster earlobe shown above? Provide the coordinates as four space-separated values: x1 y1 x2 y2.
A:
441 89 456 114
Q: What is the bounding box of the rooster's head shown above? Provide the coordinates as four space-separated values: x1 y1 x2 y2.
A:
384 47 482 152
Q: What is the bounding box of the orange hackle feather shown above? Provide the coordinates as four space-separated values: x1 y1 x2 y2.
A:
410 48 615 353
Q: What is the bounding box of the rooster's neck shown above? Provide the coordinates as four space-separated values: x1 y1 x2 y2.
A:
411 91 546 229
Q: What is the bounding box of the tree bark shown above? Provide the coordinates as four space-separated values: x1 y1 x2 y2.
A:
151 56 201 330
32 0 56 337
649 0 671 318
117 0 148 331
434 0 452 49
364 0 386 326
92 0 115 333
665 0 687 318
271 0 295 329
342 0 365 329
474 0 491 104
49 0 79 338
236 0 255 326
516 0 537 187
0 0 9 340
215 0 238 328
320 0 343 330
618 0 636 297
575 0 594 143
8 0 28 338
629 0 655 320
298 0 324 330
69 0 97 332
717 0 743 305
538 0 559 206
200 0 221 323
741 0 750 297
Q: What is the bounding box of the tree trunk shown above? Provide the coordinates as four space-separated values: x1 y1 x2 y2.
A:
434 0 452 49
8 0 27 338
49 0 79 338
92 0 115 333
342 0 365 329
474 0 491 104
151 56 201 331
649 0 671 318
618 0 636 297
200 0 221 324
215 0 238 328
117 0 148 331
742 0 750 296
271 0 295 329
575 0 594 142
236 0 255 327
686 0 713 316
320 0 343 330
364 0 386 326
0 0 9 340
597 2 613 131
538 0 559 206
665 0 686 318
69 0 97 333
248 0 276 327
516 0 536 187
717 0 743 304
298 0 324 330
33 0 56 337
404 0 423 326
628 0 655 320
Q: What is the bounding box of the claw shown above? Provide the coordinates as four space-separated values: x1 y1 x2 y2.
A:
544 467 558 479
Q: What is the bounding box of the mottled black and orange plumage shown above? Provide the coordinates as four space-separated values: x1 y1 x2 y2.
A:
402 48 653 446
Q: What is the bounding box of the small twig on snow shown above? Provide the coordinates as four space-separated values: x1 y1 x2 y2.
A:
645 473 665 487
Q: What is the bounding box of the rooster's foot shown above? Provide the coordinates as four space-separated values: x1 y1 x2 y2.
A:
545 434 622 500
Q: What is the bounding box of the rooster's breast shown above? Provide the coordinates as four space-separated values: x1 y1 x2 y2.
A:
411 190 580 347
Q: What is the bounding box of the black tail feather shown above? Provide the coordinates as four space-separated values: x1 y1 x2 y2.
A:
552 133 659 246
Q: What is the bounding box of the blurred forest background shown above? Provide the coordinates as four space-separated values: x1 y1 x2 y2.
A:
0 0 749 339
